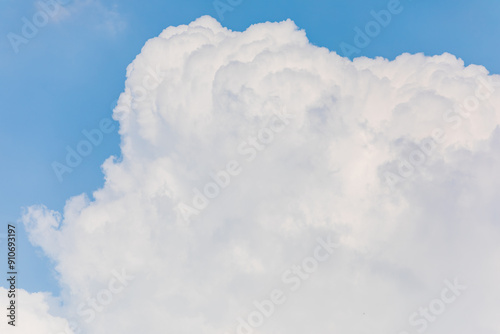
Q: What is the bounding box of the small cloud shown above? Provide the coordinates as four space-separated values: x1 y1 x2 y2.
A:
37 0 126 35
94 3 126 36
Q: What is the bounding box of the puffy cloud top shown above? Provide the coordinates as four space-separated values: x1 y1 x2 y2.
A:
13 16 500 334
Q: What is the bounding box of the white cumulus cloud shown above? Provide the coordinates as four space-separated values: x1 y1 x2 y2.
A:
0 288 74 333
18 15 500 334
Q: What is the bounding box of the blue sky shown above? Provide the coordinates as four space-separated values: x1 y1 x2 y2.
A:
0 0 499 296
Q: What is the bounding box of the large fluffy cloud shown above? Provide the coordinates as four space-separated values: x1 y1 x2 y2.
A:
20 15 500 334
